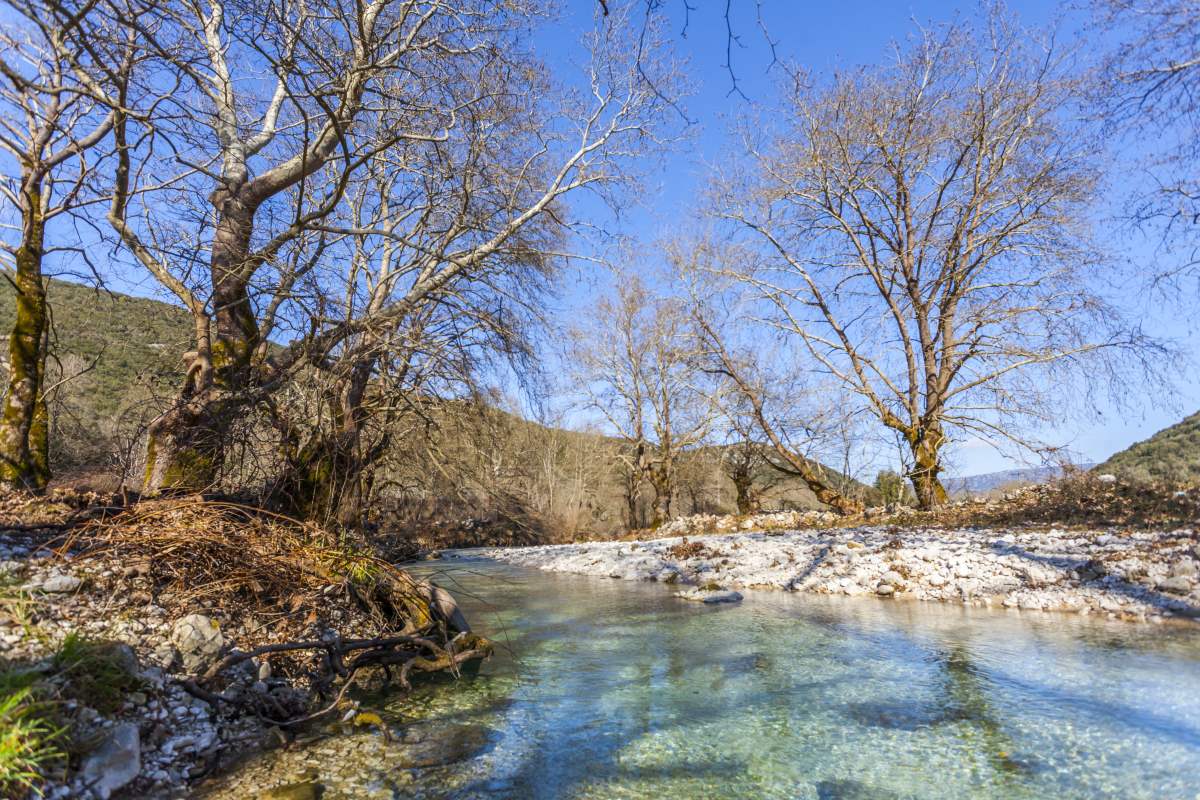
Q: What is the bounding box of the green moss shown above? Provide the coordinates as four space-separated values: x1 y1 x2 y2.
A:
52 634 142 715
152 439 218 492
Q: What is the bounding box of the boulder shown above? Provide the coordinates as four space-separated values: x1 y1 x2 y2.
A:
429 584 471 633
1169 559 1198 579
79 722 140 799
171 614 224 673
676 588 743 604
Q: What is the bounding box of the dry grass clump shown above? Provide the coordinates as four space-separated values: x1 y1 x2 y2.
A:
64 499 435 646
665 538 717 560
927 473 1200 530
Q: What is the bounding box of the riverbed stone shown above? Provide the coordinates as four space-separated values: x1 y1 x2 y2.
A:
171 614 224 672
41 573 82 592
259 781 324 800
1158 576 1194 596
1169 559 1198 579
79 722 140 799
676 588 743 603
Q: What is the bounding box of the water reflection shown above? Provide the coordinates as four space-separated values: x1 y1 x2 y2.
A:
205 560 1200 800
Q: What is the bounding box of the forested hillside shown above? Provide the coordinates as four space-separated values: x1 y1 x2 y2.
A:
0 279 870 535
1097 412 1200 484
0 279 187 471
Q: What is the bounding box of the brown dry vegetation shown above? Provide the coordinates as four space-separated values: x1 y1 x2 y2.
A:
7 495 491 724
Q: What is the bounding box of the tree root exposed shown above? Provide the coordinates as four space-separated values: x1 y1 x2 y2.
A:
182 629 492 726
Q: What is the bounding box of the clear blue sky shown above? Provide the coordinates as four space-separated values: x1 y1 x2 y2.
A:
25 0 1194 481
542 0 1200 479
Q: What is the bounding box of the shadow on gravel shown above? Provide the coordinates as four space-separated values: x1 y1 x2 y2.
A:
988 541 1200 618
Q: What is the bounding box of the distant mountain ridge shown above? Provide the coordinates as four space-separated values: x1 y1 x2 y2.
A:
944 464 1095 497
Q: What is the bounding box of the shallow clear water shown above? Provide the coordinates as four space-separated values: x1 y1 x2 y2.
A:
210 559 1200 800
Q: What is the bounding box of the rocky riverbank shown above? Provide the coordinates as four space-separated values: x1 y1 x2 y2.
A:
467 521 1200 623
1 528 256 799
0 495 486 799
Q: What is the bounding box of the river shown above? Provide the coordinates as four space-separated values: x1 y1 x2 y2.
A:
207 557 1200 799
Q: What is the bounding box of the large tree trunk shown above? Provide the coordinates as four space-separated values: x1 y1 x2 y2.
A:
908 428 948 511
624 470 639 530
143 193 261 494
0 175 51 492
143 388 230 494
733 474 760 515
272 361 381 529
647 458 672 527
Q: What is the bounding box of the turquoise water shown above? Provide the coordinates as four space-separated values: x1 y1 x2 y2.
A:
212 559 1200 799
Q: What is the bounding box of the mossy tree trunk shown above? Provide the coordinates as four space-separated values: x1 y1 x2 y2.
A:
143 192 261 494
0 175 51 492
272 360 385 528
647 456 673 527
907 425 948 511
733 474 761 515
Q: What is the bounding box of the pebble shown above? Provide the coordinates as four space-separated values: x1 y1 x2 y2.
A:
40 573 83 592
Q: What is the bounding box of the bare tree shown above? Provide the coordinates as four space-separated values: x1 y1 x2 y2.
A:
720 439 770 514
0 0 134 490
96 0 681 498
256 4 679 526
676 236 865 514
569 274 715 527
709 14 1141 509
1093 0 1200 278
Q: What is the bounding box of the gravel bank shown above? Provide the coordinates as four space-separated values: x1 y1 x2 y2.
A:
465 524 1200 622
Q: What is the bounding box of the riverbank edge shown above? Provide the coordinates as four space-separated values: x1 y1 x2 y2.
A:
0 498 486 800
459 523 1200 624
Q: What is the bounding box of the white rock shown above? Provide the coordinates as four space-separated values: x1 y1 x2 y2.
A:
1158 576 1193 596
79 722 139 799
40 573 82 593
170 614 223 673
675 588 743 604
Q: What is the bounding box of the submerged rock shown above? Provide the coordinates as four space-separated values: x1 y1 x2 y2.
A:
259 781 324 800
394 722 492 768
816 778 907 800
676 588 743 604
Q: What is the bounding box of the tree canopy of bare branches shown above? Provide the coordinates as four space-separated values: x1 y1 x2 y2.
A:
0 0 138 490
93 0 681 497
1094 0 1200 276
707 13 1142 509
568 274 716 526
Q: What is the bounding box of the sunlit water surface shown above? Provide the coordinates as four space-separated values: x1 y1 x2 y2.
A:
207 558 1200 800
